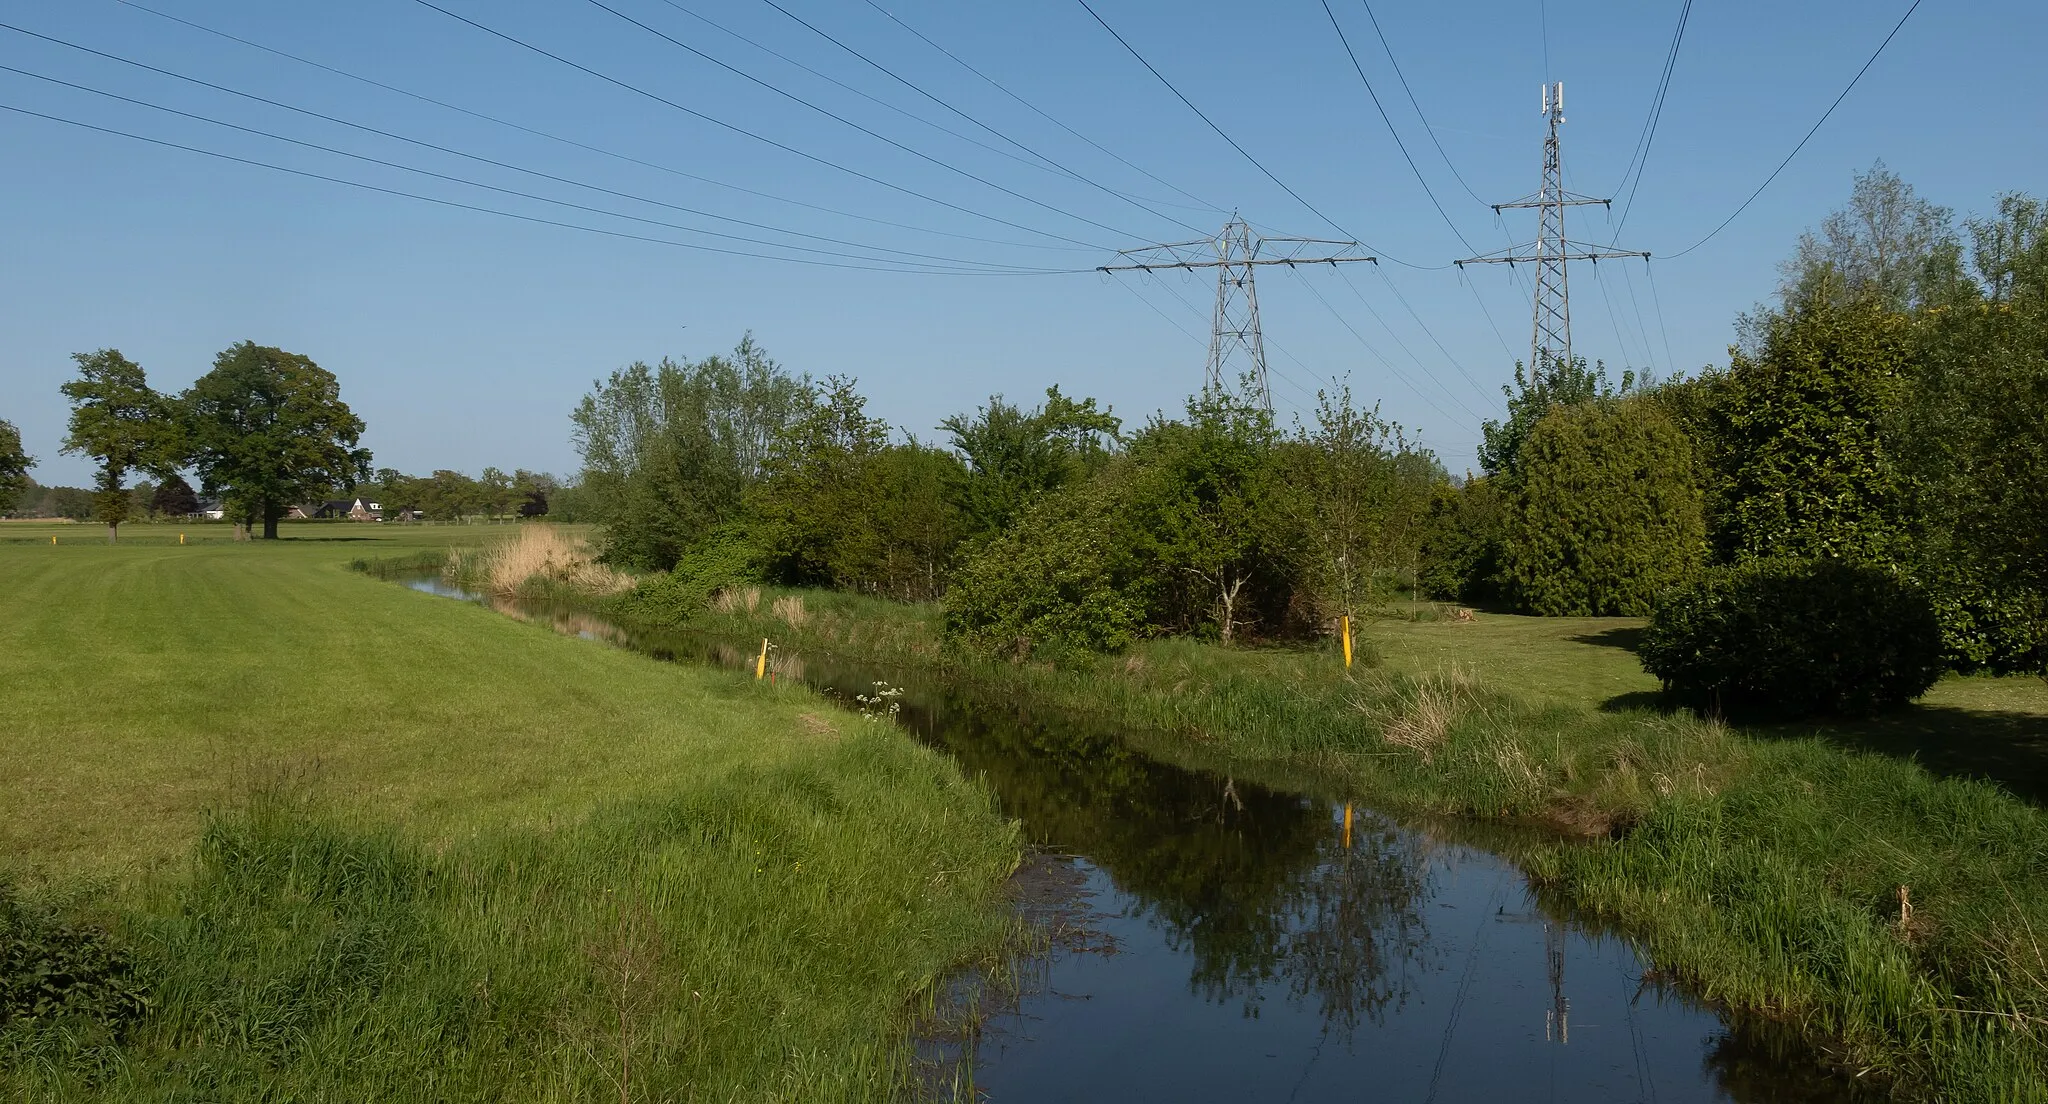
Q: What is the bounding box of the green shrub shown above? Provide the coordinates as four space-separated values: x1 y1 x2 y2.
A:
616 525 761 627
0 881 149 1033
943 480 1152 658
1639 557 1944 718
1498 398 1705 616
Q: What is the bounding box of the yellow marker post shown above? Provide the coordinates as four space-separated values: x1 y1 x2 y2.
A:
1340 614 1353 669
755 638 770 680
51 536 57 545
180 533 186 545
1343 802 1353 849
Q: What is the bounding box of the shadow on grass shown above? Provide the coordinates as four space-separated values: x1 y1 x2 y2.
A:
1771 705 2048 804
1570 625 1648 652
1603 687 2048 804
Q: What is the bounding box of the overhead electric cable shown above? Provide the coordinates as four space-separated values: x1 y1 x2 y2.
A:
647 0 1133 212
1355 0 1488 207
740 0 1208 235
1664 0 1924 259
1289 268 1478 426
0 101 1067 275
1317 0 1478 255
109 0 1086 252
0 63 1063 273
1072 0 1426 266
1617 260 1661 371
1362 265 1497 407
0 26 1053 271
1111 273 1209 349
578 0 1140 243
1608 0 1693 241
1645 262 1681 372
857 0 1226 215
410 0 1103 248
1329 264 1491 415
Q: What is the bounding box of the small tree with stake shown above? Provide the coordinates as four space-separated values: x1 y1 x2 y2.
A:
184 342 371 540
60 349 176 544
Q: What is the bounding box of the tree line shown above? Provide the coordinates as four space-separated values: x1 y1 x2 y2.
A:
1 343 579 536
581 165 2047 686
570 337 1445 655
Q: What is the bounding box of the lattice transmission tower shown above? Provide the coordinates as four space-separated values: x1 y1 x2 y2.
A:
1102 217 1375 409
1455 83 1648 372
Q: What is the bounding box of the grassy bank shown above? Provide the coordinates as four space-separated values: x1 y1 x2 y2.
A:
650 584 2048 1102
0 525 1020 1100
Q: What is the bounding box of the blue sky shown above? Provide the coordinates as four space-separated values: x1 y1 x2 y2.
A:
3 0 2040 486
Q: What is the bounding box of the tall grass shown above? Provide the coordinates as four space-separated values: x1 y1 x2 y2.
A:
654 585 2048 1101
450 525 632 599
3 730 1021 1102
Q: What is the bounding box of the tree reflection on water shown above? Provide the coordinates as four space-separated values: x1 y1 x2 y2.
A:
900 686 1432 1036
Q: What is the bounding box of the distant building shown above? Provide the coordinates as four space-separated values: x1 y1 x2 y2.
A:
309 497 383 521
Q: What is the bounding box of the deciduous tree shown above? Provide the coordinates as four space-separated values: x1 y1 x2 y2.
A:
184 342 370 540
0 419 32 516
60 349 174 543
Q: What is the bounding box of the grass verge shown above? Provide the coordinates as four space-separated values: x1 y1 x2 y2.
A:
0 527 1021 1101
638 584 2048 1103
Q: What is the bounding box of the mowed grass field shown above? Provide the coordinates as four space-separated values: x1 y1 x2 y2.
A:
0 523 1020 1100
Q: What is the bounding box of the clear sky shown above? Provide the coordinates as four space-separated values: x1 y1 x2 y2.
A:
3 0 2041 486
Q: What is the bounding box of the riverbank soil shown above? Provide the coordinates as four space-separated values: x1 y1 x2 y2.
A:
0 526 1020 1099
670 587 2048 1102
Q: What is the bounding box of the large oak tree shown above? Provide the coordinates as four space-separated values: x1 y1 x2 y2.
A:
184 342 371 540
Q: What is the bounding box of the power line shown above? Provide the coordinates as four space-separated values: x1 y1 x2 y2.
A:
1355 0 1489 208
410 0 1102 248
650 0 1140 215
1646 262 1681 372
1072 0 1410 264
1664 0 1924 259
0 27 1051 272
741 0 1209 236
856 0 1226 215
1616 259 1662 372
1609 0 1693 242
0 100 1065 275
110 0 1087 253
1362 264 1498 408
1296 267 1482 427
0 65 1065 274
1110 272 1209 348
1317 0 1478 255
579 0 1141 243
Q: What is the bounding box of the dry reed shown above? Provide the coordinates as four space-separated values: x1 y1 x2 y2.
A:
465 526 632 597
772 595 808 630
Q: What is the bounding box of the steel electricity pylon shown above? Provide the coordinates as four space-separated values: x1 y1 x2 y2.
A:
1456 83 1648 372
1101 217 1375 409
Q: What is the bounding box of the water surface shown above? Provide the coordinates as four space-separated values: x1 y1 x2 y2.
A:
402 578 1877 1103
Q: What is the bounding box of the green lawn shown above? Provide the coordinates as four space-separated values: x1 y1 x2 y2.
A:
0 525 1019 1100
1370 607 2048 800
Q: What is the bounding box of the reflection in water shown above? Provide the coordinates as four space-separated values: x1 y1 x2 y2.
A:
401 577 1880 1103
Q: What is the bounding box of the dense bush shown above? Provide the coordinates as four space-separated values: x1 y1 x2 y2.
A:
1639 558 1944 718
942 479 1152 657
0 881 148 1033
1498 399 1705 616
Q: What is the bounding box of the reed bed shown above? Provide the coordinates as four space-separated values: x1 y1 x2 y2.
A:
450 525 633 599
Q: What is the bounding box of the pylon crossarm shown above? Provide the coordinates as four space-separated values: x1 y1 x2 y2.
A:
1099 254 1375 273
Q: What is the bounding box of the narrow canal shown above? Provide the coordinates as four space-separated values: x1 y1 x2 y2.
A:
403 577 1877 1103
